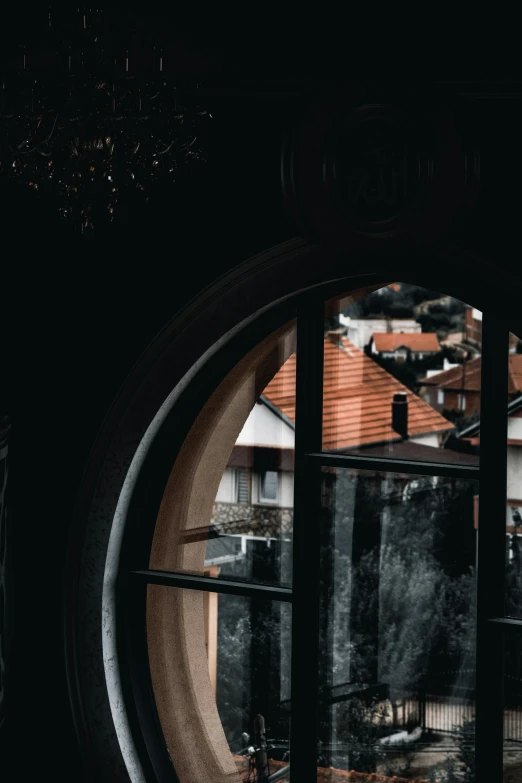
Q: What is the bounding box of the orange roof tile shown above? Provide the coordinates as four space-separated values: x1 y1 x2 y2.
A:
420 357 482 390
420 354 522 395
262 336 453 450
373 332 440 353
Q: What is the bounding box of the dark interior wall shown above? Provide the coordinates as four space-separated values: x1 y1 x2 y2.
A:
2 50 522 780
0 84 295 781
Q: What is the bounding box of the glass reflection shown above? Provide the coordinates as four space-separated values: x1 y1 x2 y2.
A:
317 467 477 780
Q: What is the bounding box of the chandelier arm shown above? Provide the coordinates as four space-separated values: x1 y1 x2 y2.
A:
41 113 60 145
179 137 198 150
14 110 59 155
17 144 37 154
17 136 35 151
153 141 175 156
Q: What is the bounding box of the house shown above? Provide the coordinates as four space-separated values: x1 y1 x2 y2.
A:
208 332 456 562
420 357 482 414
210 397 295 545
465 305 483 345
370 331 441 362
207 331 459 580
212 334 456 521
425 358 460 378
420 354 522 415
338 315 420 350
454 394 522 532
208 327 469 522
264 332 453 450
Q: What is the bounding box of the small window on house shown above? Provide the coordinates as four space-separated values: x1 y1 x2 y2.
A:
259 470 279 503
438 388 445 406
458 393 467 411
234 468 250 504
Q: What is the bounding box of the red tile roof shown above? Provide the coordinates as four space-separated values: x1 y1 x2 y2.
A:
510 354 522 394
420 354 522 395
373 332 440 353
262 336 454 449
420 357 481 390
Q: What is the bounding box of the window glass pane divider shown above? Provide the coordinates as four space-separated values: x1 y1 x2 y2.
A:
475 313 509 783
289 302 325 783
305 451 479 479
489 616 522 630
129 569 293 602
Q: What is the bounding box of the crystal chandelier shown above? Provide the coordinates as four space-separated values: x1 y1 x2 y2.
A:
0 8 211 234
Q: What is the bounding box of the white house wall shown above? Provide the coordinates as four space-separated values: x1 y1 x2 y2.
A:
508 417 522 441
339 317 420 350
280 472 294 508
410 432 440 449
507 445 522 503
236 402 295 449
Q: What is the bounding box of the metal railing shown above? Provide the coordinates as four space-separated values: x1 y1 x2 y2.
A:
392 681 522 743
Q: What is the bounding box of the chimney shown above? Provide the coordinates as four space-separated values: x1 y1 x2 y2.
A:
392 392 408 439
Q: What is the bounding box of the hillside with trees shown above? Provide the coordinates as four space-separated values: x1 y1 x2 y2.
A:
342 283 467 338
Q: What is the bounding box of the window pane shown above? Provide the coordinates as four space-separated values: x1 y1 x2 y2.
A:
323 284 481 466
147 586 291 783
148 323 296 588
260 471 278 501
236 469 250 504
504 627 522 781
317 467 478 780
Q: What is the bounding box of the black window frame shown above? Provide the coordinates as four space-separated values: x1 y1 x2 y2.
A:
115 272 521 783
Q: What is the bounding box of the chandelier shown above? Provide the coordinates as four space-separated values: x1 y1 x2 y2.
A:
0 9 211 234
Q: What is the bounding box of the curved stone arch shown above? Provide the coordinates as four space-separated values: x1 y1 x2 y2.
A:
146 321 296 783
66 238 520 782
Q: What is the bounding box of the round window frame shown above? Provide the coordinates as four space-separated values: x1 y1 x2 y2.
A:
65 237 522 783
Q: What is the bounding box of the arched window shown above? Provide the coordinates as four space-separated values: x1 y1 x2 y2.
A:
66 240 522 783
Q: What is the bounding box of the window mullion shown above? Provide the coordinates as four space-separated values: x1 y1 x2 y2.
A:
129 569 293 602
289 302 325 783
304 451 479 479
475 313 509 783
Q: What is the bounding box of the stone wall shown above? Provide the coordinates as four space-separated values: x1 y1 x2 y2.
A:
211 502 293 538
